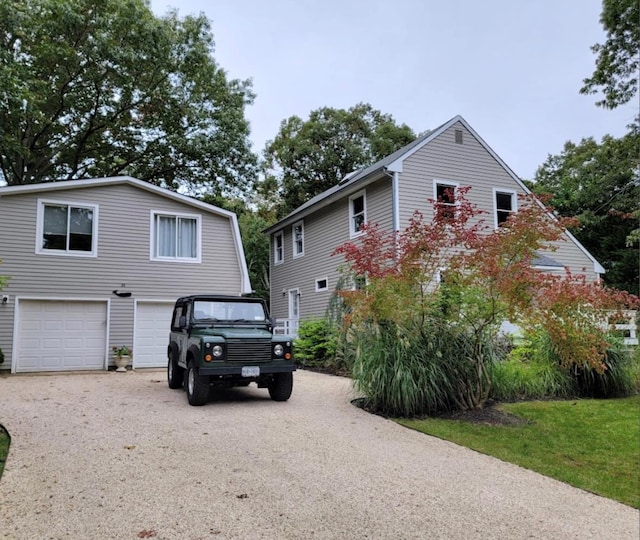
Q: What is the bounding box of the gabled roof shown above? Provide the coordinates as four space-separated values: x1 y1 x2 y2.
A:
0 176 252 292
265 115 605 275
0 175 237 218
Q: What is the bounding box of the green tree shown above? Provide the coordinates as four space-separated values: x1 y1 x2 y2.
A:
580 0 640 108
0 0 256 194
533 127 639 294
260 103 415 216
203 195 273 303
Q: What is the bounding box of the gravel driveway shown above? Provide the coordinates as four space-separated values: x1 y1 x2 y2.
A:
0 369 637 539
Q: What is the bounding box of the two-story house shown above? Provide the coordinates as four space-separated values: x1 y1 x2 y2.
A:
0 176 251 373
266 115 604 336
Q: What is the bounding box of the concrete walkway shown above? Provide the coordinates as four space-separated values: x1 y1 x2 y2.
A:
0 369 637 539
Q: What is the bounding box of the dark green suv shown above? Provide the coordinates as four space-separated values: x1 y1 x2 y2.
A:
167 295 295 406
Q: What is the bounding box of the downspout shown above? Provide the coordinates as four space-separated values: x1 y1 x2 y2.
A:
392 171 400 234
384 168 400 256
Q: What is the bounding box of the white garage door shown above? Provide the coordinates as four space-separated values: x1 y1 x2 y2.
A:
17 300 107 372
134 302 174 368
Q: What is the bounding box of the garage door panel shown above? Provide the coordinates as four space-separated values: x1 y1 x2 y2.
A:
17 300 107 372
134 302 174 368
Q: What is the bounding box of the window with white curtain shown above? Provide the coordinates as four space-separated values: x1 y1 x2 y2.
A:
152 212 200 261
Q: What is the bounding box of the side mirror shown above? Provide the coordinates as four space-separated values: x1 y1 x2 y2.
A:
179 315 187 328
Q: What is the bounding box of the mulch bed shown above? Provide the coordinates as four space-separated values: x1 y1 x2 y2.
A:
351 397 531 427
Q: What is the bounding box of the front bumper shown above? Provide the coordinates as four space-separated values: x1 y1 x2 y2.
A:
198 364 296 376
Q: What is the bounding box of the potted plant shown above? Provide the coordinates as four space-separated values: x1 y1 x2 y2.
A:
112 345 132 372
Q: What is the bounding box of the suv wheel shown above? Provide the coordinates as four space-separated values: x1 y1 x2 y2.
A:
187 361 209 406
268 372 293 401
167 352 184 389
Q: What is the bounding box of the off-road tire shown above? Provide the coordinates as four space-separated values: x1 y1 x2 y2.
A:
268 372 293 401
167 353 184 389
187 361 209 406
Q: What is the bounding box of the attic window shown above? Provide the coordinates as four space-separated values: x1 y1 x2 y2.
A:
495 190 517 227
455 130 463 144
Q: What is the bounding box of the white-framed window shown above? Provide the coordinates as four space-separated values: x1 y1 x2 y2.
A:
292 221 304 258
274 231 284 265
315 277 328 292
150 211 201 262
433 180 459 221
349 190 367 237
36 199 98 257
494 189 517 227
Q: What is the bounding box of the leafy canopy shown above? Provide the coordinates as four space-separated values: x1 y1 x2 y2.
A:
534 126 640 294
580 0 640 108
259 103 415 216
0 0 256 195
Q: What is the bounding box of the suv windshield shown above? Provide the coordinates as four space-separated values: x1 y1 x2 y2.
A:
192 300 266 322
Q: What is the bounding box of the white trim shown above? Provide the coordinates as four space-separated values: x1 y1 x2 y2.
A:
533 265 565 271
433 180 459 218
492 188 518 229
273 231 284 265
292 221 304 258
12 296 111 373
288 288 301 320
315 277 329 292
348 190 367 238
149 210 202 263
392 172 400 233
35 198 99 257
0 176 237 219
229 213 252 294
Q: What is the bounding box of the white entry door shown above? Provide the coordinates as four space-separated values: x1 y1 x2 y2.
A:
287 289 300 337
133 301 175 368
16 300 107 372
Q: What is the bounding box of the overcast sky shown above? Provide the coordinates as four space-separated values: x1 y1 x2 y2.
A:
151 0 637 181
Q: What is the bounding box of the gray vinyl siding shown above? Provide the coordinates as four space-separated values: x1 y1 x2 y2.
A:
267 119 601 324
398 121 515 227
270 178 392 321
397 121 599 280
0 182 244 370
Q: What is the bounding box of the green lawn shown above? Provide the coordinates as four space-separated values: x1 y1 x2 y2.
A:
0 425 9 480
398 396 640 508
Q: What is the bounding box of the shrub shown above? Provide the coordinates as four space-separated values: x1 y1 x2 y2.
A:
294 319 339 370
571 344 638 398
490 332 575 400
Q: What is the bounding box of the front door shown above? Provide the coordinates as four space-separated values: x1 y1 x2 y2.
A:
288 289 300 336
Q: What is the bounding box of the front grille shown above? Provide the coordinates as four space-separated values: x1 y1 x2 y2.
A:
226 339 271 363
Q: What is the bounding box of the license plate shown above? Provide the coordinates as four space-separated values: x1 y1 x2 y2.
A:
241 366 260 377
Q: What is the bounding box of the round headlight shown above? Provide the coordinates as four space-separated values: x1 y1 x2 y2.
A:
274 344 284 357
212 345 223 357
